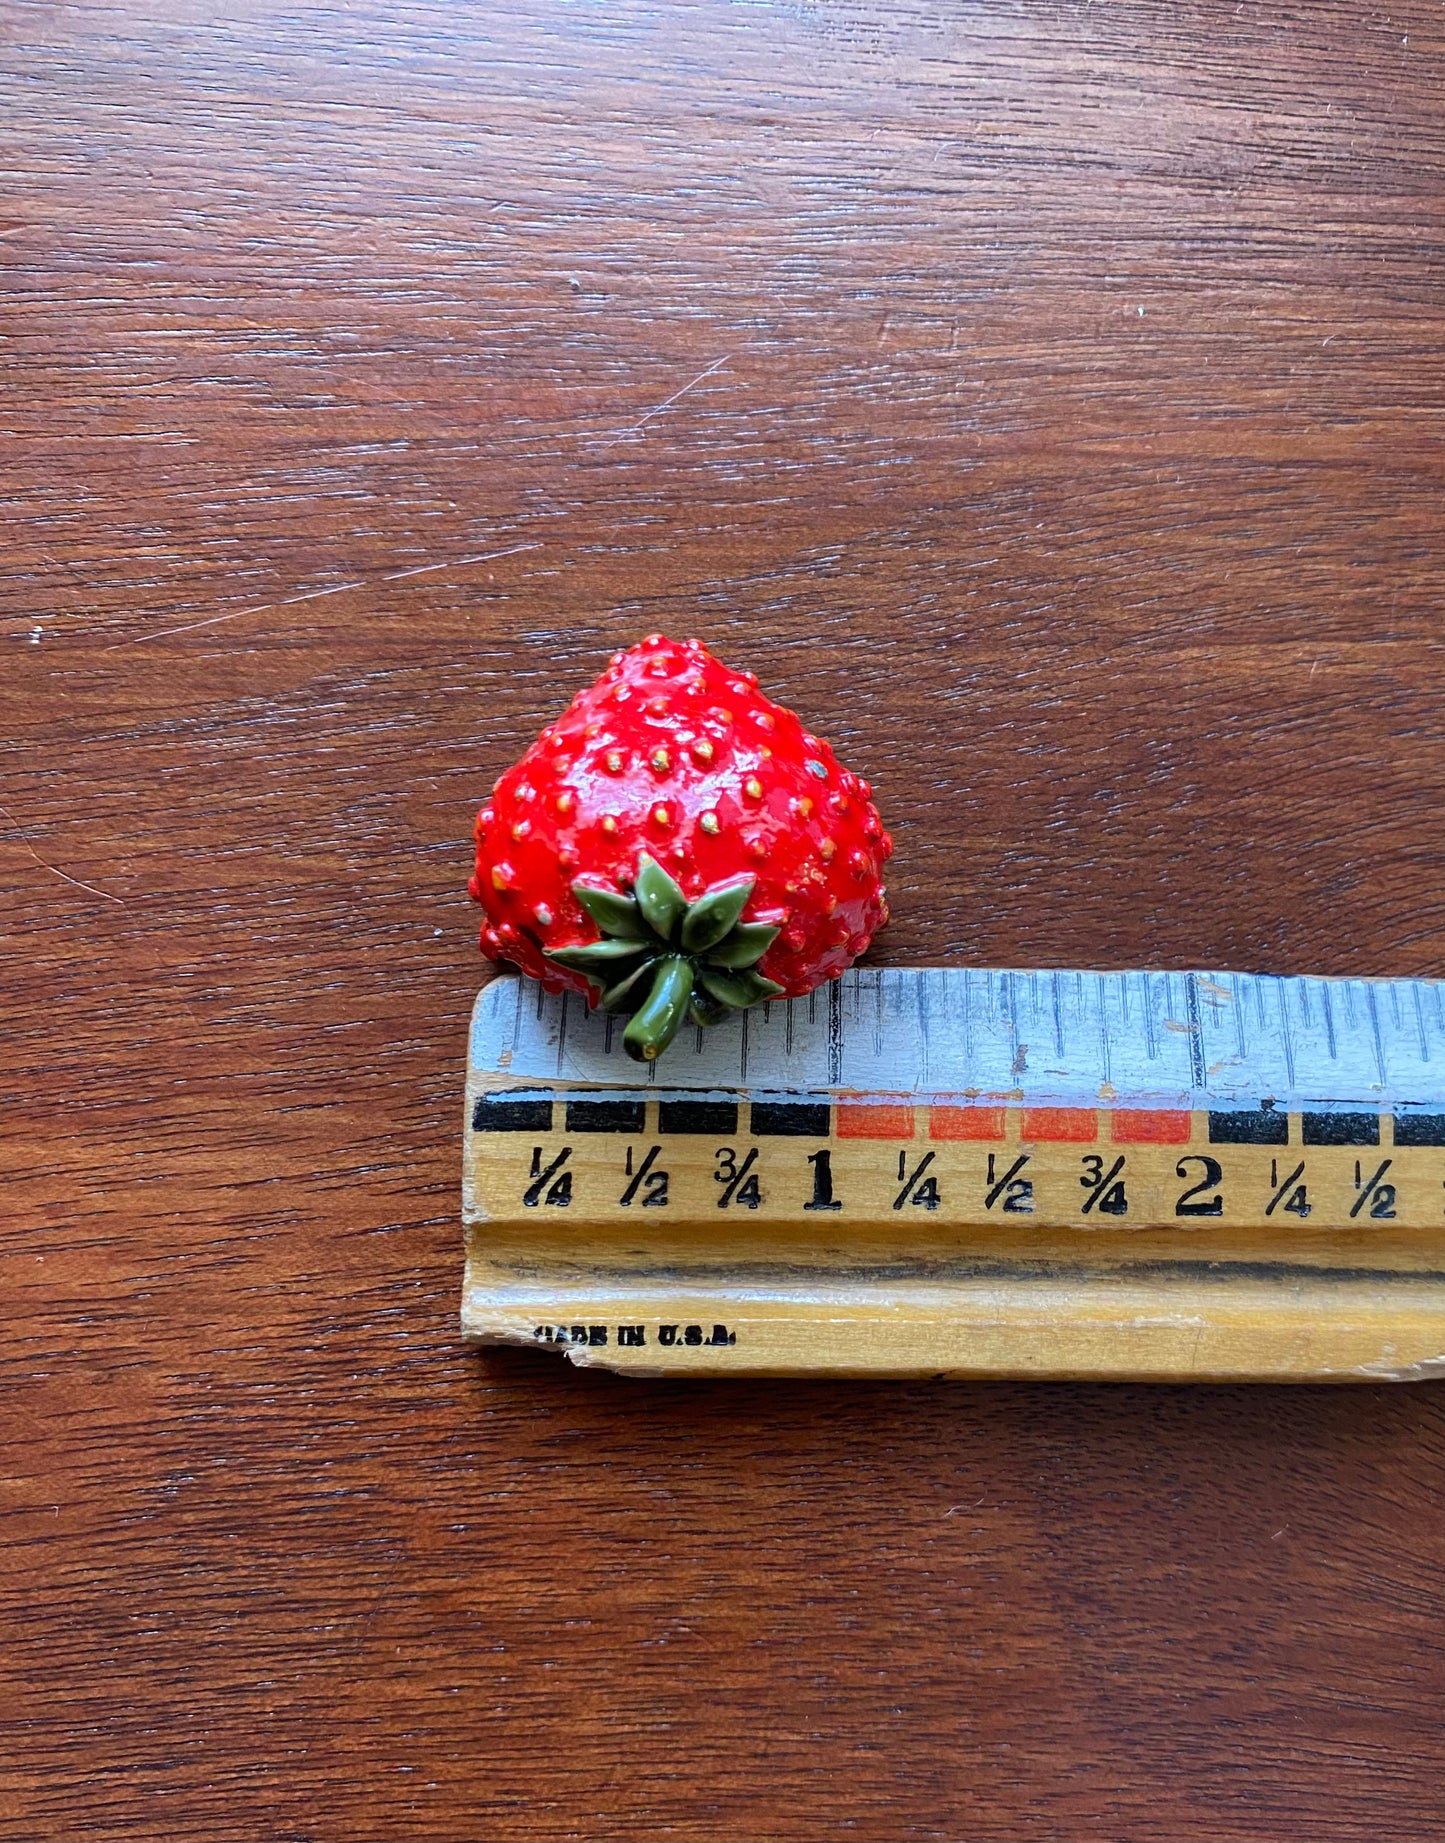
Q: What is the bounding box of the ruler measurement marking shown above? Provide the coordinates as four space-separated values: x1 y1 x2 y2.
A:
1098 974 1113 1089
471 1101 1445 1228
1276 979 1297 1091
496 968 1445 1111
1185 974 1206 1093
555 990 570 1077
1365 982 1388 1090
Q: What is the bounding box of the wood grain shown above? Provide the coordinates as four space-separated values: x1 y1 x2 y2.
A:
4 1 1445 1836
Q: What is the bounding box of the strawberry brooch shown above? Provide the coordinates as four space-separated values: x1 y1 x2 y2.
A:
469 635 892 1061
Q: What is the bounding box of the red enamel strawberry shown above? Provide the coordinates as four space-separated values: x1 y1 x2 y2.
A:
469 634 892 1061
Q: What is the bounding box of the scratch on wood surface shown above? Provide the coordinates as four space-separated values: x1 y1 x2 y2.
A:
0 800 124 904
590 354 732 451
100 543 544 650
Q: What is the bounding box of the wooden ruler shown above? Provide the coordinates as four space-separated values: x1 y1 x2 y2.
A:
461 969 1445 1380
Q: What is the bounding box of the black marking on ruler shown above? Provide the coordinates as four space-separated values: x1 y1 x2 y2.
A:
1209 1108 1288 1146
751 1098 830 1136
522 1145 572 1207
1232 973 1247 1061
985 1154 1031 1210
828 977 844 1085
1277 979 1296 1090
892 1150 936 1211
716 1146 759 1208
659 1099 739 1136
1265 1160 1307 1217
510 1253 1445 1290
472 1092 554 1133
1301 1112 1378 1147
1414 985 1430 1062
1097 973 1112 1088
565 1098 646 1133
618 1143 661 1206
1051 971 1065 1058
1365 983 1387 1088
1185 974 1207 1092
1394 1113 1445 1147
1004 970 1018 1063
555 990 569 1077
1320 982 1337 1060
1348 1158 1394 1219
1080 1154 1127 1215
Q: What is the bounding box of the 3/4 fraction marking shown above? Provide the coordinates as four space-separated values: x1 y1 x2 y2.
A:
715 1145 762 1209
1079 1154 1128 1217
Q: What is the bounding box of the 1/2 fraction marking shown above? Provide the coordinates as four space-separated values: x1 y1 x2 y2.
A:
620 1144 670 1208
1350 1158 1396 1219
985 1152 1033 1213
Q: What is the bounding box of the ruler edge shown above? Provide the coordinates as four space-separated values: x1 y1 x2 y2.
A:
468 969 1445 1109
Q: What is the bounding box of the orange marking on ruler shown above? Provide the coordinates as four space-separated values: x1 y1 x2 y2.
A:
836 1100 916 1139
928 1104 1007 1141
1111 1109 1192 1145
1021 1107 1097 1143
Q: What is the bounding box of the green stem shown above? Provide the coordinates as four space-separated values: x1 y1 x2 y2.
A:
622 956 695 1063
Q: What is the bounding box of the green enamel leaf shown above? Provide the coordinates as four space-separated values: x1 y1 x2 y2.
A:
679 876 755 954
599 957 661 1013
697 965 785 1010
572 882 649 941
622 956 695 1062
703 921 780 969
544 939 650 974
632 854 687 942
687 988 732 1029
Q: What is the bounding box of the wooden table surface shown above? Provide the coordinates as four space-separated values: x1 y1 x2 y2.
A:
5 3 1445 1837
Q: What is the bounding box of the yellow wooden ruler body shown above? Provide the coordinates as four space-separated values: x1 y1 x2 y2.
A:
461 970 1445 1380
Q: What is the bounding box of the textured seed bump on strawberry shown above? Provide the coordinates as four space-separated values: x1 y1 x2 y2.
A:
469 635 892 1060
